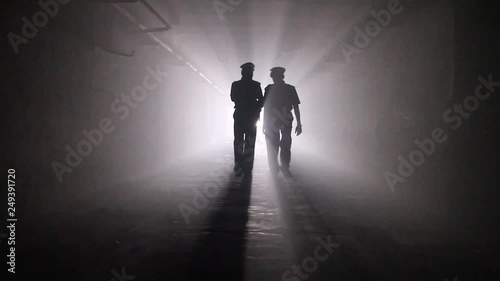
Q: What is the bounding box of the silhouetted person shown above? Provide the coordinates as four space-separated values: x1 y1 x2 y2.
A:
231 62 264 176
263 67 302 175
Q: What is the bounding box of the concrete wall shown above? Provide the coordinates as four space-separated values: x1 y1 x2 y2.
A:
4 1 221 190
303 0 454 150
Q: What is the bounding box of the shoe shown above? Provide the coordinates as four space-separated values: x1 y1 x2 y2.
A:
234 164 244 177
281 167 292 177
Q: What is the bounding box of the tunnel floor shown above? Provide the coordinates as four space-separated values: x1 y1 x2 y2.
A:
17 142 499 281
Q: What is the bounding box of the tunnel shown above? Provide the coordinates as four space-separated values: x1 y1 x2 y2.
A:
3 0 500 280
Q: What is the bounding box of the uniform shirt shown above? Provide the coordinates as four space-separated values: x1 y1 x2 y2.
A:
263 82 300 125
230 79 264 120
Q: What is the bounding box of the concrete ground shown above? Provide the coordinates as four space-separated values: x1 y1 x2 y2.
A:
13 141 500 281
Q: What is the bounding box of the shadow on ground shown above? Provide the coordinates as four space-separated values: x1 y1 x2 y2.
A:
180 173 253 281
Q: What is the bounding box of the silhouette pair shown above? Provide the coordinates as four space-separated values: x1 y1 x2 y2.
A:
231 62 302 177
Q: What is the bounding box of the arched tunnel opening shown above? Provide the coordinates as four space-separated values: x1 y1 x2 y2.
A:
3 0 500 280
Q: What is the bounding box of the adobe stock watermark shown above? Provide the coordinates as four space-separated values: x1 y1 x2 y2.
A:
340 0 407 64
282 235 341 281
384 74 499 191
51 64 169 183
213 0 245 21
7 0 71 54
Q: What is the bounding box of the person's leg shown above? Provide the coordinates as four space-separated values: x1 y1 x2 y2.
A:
243 124 257 171
233 122 245 173
280 125 293 168
265 128 280 173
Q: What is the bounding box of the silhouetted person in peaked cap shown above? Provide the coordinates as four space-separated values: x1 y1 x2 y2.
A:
231 62 264 177
263 67 302 176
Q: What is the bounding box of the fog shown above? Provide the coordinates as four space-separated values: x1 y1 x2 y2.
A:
4 0 500 280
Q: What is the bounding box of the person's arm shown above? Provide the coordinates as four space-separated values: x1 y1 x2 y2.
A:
255 83 264 121
262 85 270 133
293 104 302 136
262 85 270 107
257 83 264 109
293 105 301 125
230 83 236 102
291 86 302 136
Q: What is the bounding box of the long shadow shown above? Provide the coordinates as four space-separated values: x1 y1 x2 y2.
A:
271 172 381 281
272 167 495 281
181 173 253 281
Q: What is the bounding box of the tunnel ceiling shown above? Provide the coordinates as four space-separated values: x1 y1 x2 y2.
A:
110 0 443 91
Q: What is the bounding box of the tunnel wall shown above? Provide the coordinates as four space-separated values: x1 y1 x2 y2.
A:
446 0 500 219
296 0 455 199
5 1 221 190
334 0 454 149
299 0 498 217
